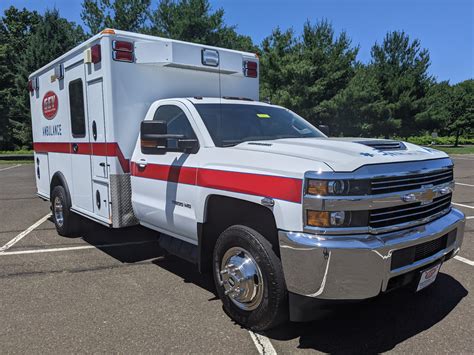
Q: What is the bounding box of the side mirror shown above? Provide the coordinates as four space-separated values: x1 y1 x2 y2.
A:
140 120 199 155
318 124 329 136
141 121 168 155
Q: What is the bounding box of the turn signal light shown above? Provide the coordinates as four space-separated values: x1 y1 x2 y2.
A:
307 180 328 195
307 211 330 227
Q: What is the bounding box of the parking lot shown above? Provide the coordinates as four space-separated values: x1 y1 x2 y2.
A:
0 156 473 354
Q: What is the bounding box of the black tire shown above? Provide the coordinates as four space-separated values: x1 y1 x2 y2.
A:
51 185 78 237
213 225 288 331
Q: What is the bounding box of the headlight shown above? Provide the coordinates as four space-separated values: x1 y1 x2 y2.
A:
306 179 370 196
306 210 368 228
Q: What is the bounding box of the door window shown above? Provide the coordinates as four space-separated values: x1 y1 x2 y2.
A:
153 105 197 139
69 79 86 137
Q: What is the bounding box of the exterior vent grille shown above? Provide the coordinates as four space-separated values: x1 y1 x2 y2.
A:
390 229 456 270
358 140 406 151
371 168 453 195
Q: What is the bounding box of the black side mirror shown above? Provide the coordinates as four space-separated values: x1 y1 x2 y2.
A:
141 121 168 155
318 124 329 136
140 120 199 155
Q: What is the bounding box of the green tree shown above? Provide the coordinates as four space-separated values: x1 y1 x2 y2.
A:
148 0 255 51
260 20 358 129
321 65 391 137
11 9 85 148
370 31 433 137
81 0 151 34
446 80 473 146
0 7 40 149
0 44 11 149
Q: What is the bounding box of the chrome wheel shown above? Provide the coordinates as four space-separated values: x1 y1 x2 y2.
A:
54 196 64 227
219 247 264 311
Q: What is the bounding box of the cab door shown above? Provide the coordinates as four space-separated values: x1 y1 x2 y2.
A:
66 62 93 213
131 101 201 243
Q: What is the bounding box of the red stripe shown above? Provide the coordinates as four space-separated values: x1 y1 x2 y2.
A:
130 162 197 185
131 162 302 203
198 168 302 203
33 142 130 173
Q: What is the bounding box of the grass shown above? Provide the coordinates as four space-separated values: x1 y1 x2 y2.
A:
0 150 33 155
430 145 474 155
0 160 33 165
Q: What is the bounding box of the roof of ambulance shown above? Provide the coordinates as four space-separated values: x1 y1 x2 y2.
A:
29 29 258 78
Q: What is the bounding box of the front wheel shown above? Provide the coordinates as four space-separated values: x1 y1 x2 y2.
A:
213 225 288 331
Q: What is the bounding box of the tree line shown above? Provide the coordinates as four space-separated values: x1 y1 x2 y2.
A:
0 0 472 150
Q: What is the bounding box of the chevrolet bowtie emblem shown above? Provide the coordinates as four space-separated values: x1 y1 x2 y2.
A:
419 188 436 204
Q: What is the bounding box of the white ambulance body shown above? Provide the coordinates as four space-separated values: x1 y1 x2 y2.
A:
30 29 258 227
30 30 465 331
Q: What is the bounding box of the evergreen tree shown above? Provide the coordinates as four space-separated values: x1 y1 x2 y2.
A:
260 20 358 128
370 31 433 137
81 0 151 34
148 0 255 51
0 7 40 149
11 9 85 148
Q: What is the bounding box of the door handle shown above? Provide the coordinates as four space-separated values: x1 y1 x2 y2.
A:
72 143 79 153
137 159 148 169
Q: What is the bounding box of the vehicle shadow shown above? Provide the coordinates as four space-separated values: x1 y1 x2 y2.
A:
76 216 217 295
76 216 163 263
265 272 468 354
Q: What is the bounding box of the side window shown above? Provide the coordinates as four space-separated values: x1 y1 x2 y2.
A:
69 79 86 137
153 105 196 139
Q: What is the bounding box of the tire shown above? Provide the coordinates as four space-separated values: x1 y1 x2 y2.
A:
213 225 288 331
51 185 78 237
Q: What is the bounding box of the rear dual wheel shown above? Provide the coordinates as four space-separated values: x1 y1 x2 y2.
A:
51 186 79 237
213 225 288 331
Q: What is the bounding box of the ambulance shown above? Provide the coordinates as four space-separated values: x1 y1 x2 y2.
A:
30 29 465 330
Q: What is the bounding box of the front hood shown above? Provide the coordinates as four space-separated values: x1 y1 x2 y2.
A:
233 138 448 172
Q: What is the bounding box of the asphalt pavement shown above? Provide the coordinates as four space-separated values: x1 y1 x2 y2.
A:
0 156 473 354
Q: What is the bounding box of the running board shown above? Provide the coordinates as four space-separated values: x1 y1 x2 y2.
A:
159 234 198 264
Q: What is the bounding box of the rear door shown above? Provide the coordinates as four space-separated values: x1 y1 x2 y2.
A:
66 62 93 213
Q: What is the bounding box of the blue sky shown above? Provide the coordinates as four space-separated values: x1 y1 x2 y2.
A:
2 0 473 83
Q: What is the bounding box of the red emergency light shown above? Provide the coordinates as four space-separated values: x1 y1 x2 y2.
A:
112 40 134 63
243 60 258 78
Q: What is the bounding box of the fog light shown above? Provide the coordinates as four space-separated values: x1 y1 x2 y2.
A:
330 211 346 226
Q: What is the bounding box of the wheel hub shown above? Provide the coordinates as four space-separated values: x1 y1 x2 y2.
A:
54 197 64 227
220 247 264 311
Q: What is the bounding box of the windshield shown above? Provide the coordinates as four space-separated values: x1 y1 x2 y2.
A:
194 103 325 147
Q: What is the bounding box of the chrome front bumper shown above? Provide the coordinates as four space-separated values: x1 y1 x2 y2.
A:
279 208 465 300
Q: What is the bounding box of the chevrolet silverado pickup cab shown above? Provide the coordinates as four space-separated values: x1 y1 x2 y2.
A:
30 30 465 331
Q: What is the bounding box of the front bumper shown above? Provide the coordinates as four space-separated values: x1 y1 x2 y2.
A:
279 208 465 301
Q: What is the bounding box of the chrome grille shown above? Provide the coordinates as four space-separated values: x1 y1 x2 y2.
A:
369 193 452 229
371 168 453 195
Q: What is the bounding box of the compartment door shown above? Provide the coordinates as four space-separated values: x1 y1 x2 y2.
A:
87 79 108 179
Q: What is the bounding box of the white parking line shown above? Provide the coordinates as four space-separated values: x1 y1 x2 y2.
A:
0 214 51 252
454 255 474 266
452 202 474 210
466 216 474 220
0 240 157 256
456 182 474 187
249 331 277 355
0 164 22 172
